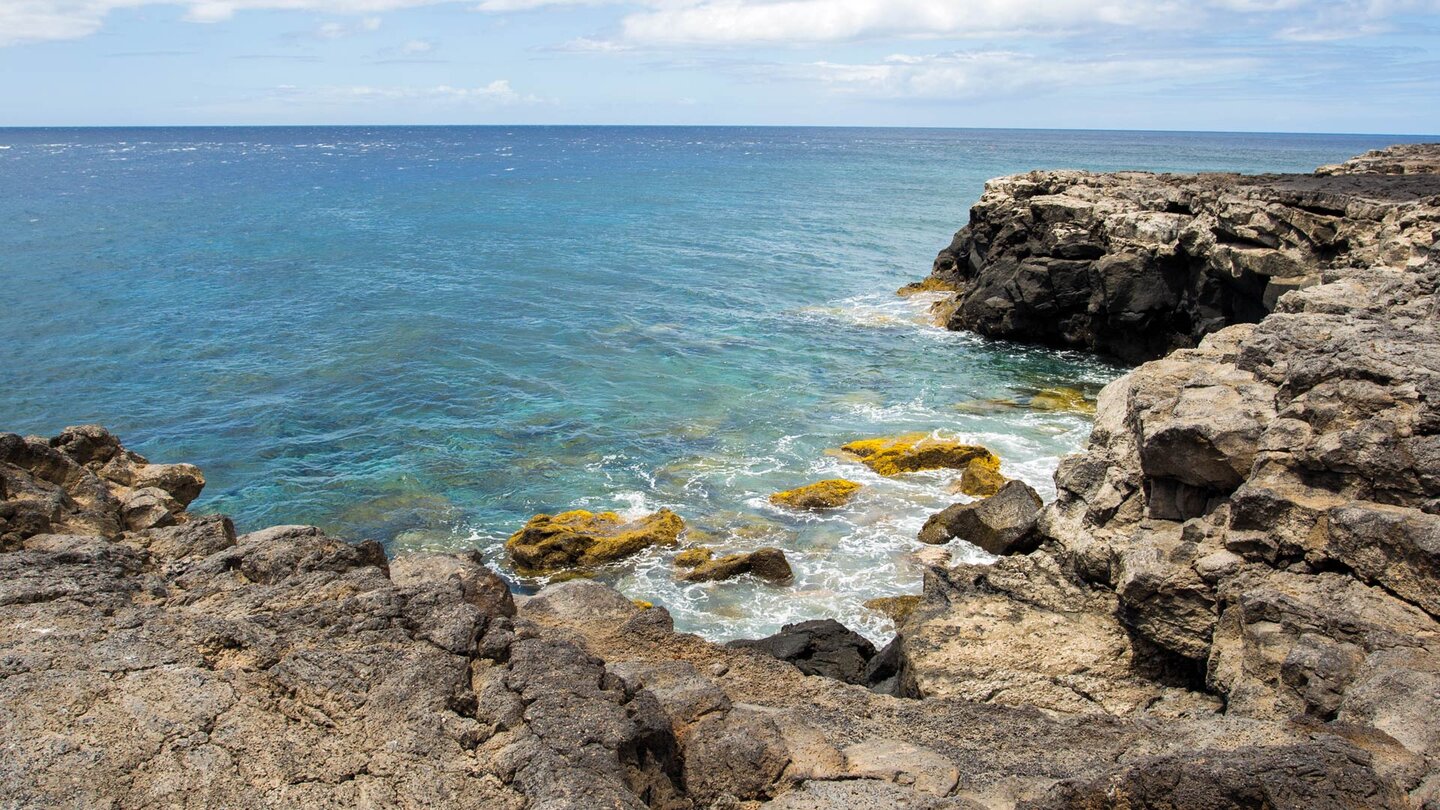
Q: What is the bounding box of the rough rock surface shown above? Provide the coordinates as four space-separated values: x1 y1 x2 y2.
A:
840 434 1000 476
894 144 1440 804
678 547 794 584
919 479 1043 552
926 145 1440 362
768 479 862 510
728 619 880 686
506 507 684 575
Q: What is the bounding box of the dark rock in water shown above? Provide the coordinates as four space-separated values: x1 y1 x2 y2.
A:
918 480 1043 554
729 618 878 686
679 546 793 584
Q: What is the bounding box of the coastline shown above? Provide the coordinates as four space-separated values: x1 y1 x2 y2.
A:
3 142 1438 808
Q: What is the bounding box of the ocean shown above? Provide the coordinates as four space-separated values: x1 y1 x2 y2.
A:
0 126 1416 640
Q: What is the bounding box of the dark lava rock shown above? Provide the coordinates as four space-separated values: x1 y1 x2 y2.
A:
729 618 878 686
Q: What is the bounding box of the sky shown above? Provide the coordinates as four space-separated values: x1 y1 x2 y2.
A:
1 0 1439 131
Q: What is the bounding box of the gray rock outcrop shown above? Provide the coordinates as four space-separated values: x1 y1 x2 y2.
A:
926 146 1440 362
893 144 1440 806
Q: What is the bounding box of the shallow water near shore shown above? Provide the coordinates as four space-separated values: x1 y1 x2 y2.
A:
0 126 1413 641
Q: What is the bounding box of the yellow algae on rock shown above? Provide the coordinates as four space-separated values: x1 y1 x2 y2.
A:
864 595 924 625
1027 387 1097 414
631 599 655 610
839 434 999 477
896 277 963 296
952 457 1008 498
674 547 715 568
506 508 684 574
769 479 863 510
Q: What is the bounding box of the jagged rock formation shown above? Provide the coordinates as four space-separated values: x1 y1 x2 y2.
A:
895 144 1440 805
5 425 1426 808
927 146 1440 362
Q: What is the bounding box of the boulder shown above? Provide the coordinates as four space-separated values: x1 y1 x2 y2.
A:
505 508 684 574
840 434 999 476
918 480 1043 553
769 479 862 510
678 547 793 584
729 619 878 686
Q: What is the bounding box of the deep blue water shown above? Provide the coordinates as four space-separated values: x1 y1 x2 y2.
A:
0 126 1419 638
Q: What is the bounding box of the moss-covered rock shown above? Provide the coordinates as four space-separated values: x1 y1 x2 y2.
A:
1028 387 1097 414
769 479 862 510
864 595 923 625
952 456 1007 497
507 508 684 574
674 547 715 568
839 434 998 477
679 548 793 584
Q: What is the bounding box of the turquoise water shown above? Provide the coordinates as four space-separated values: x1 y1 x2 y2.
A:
0 126 1415 640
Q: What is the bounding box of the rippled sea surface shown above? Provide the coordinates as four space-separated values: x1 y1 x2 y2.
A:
0 126 1411 640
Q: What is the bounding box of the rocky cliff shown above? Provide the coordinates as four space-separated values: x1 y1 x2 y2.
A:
4 144 1438 810
927 145 1440 362
895 143 1440 804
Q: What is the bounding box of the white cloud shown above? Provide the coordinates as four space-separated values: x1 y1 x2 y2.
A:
399 37 433 53
0 0 433 45
787 49 1259 100
621 0 1189 44
547 35 633 52
315 15 381 38
1 0 1437 47
271 80 537 105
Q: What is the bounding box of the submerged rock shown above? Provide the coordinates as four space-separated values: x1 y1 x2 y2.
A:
840 434 999 477
769 479 862 510
1027 387 1096 414
679 547 793 584
919 480 1043 553
506 507 684 574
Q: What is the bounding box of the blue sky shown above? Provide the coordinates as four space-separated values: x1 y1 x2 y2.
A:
2 0 1438 131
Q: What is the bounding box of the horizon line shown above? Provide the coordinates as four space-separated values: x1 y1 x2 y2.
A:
2 123 1438 139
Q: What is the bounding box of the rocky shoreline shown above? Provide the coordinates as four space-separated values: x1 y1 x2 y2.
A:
3 144 1438 808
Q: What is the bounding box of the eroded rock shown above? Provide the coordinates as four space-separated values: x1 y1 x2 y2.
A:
506 508 684 574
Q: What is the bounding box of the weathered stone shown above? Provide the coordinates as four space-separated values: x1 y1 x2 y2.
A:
729 619 878 686
674 546 715 568
506 508 684 574
918 480 1043 554
1023 739 1410 810
863 594 923 624
843 739 960 797
679 547 794 584
840 434 999 477
769 479 862 510
953 456 1008 497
